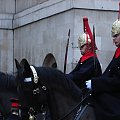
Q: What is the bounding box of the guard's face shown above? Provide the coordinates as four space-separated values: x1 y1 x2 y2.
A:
80 44 88 55
113 33 120 47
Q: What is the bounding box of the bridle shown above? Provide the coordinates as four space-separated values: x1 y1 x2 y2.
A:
26 66 48 119
30 66 47 95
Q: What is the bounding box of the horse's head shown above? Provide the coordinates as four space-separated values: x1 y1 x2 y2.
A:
15 58 83 120
15 59 48 112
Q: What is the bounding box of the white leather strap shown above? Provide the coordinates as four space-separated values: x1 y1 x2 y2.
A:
30 66 39 84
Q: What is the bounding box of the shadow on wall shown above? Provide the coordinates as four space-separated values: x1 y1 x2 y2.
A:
42 53 57 69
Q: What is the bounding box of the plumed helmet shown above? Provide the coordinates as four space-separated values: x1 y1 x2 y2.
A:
111 2 120 37
111 19 120 37
78 17 97 51
78 33 91 48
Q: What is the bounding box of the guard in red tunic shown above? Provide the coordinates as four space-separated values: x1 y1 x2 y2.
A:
86 3 120 120
67 17 102 89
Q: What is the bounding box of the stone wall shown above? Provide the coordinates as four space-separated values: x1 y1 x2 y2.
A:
13 0 119 72
0 0 15 72
14 10 74 71
0 0 15 13
0 0 119 73
16 0 49 13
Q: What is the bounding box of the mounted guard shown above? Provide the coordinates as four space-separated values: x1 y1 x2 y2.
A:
66 17 102 90
86 2 120 120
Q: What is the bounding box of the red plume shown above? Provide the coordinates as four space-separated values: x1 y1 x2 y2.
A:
83 17 97 52
83 17 93 41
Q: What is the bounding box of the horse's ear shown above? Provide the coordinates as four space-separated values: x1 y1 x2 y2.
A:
15 59 21 70
20 58 32 76
20 58 29 66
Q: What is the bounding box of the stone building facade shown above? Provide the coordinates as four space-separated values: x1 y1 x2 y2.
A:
0 0 119 73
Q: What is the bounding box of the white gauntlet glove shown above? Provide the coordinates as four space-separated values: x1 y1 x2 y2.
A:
86 80 91 89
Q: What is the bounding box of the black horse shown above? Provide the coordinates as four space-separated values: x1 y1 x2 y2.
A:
15 58 85 120
0 71 18 119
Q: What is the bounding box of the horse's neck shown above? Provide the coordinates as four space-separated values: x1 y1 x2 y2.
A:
0 72 17 92
38 67 82 120
48 86 81 120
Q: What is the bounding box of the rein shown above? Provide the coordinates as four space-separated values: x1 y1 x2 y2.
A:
58 91 91 120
